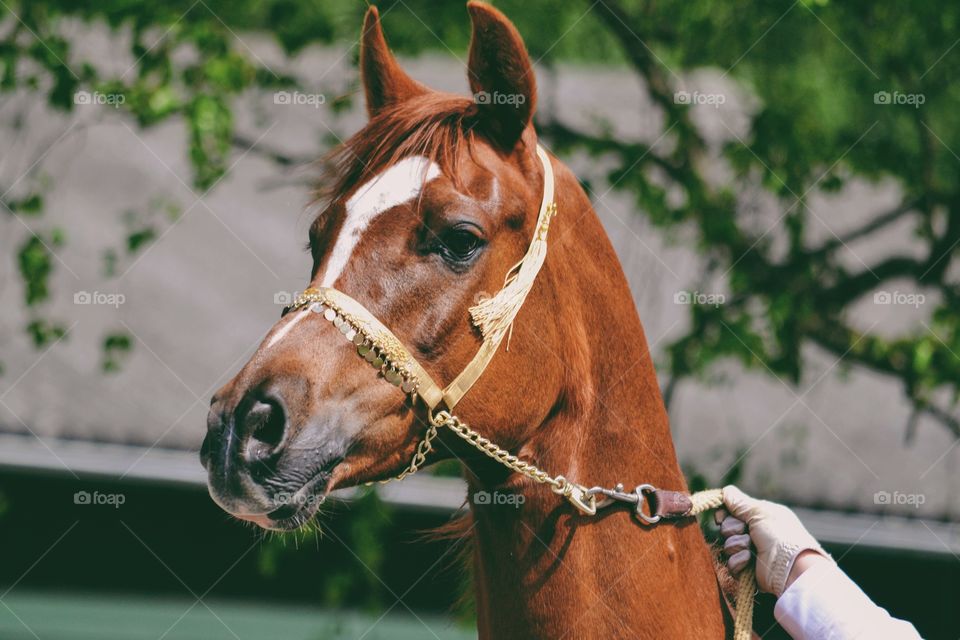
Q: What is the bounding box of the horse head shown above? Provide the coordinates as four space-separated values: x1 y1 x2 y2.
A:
201 3 570 530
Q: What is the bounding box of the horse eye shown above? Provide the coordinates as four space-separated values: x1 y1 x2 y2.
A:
435 225 485 264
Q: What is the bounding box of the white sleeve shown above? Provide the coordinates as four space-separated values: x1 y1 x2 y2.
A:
774 560 923 640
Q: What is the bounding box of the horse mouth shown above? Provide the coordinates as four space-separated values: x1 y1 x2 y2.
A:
241 457 343 531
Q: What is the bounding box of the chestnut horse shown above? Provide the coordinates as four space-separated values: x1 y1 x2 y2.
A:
201 3 732 638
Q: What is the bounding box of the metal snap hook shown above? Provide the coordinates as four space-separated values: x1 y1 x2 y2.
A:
634 483 661 525
585 483 640 511
564 484 598 516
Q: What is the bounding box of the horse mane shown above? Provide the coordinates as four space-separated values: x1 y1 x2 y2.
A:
421 506 476 619
312 92 481 213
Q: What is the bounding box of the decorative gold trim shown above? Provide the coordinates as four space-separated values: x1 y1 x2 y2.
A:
286 287 420 395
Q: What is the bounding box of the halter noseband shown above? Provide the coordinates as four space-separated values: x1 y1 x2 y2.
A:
285 144 556 414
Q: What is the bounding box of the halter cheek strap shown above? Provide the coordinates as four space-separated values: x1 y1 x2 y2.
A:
285 144 556 413
440 144 556 409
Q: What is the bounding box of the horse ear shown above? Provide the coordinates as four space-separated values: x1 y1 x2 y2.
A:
360 6 428 118
466 1 537 149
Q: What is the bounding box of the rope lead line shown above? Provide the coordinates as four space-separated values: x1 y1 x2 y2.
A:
733 566 757 640
687 489 757 640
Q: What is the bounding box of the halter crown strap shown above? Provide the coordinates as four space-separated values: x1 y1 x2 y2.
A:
440 144 556 409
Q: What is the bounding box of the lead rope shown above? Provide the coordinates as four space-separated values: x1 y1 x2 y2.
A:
685 489 757 640
398 410 757 640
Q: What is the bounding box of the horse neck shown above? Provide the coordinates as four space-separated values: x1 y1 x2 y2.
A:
468 164 729 639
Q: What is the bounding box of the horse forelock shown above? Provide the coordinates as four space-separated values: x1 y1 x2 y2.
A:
311 93 481 218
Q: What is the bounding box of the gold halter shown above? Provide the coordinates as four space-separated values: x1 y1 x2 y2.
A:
285 144 557 414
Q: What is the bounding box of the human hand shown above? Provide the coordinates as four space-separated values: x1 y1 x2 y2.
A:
715 485 831 596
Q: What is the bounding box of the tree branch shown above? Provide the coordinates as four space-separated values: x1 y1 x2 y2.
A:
919 402 960 438
231 133 314 167
808 198 919 258
590 0 705 155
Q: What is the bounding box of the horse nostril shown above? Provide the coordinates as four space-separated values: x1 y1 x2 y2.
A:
199 431 212 465
201 404 225 467
243 399 287 463
206 405 223 434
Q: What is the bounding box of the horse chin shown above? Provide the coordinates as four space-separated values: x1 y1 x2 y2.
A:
252 498 325 532
232 459 341 531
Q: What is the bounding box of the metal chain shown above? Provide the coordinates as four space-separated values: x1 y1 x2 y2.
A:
391 421 439 482
424 409 596 513
430 410 559 488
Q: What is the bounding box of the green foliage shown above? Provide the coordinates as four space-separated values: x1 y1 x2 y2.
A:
14 227 69 351
257 490 392 610
25 319 67 348
101 197 181 277
188 94 233 189
17 231 61 306
126 228 155 253
2 0 349 372
429 459 464 478
6 193 43 214
542 0 960 437
102 332 133 372
323 491 390 608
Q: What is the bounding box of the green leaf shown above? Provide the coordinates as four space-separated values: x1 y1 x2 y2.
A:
102 332 134 373
8 193 43 214
126 228 156 253
25 319 67 348
17 234 55 306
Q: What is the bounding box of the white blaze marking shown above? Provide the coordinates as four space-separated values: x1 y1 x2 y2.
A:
483 177 500 213
265 309 309 349
320 156 441 287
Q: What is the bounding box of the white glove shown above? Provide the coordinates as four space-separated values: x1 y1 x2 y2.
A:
719 485 832 596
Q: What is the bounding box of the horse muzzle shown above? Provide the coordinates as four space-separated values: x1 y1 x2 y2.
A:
200 381 344 530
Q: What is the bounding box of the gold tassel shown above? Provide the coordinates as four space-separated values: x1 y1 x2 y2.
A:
469 146 557 351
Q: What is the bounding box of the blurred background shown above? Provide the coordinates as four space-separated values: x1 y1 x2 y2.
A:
1 1 958 638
